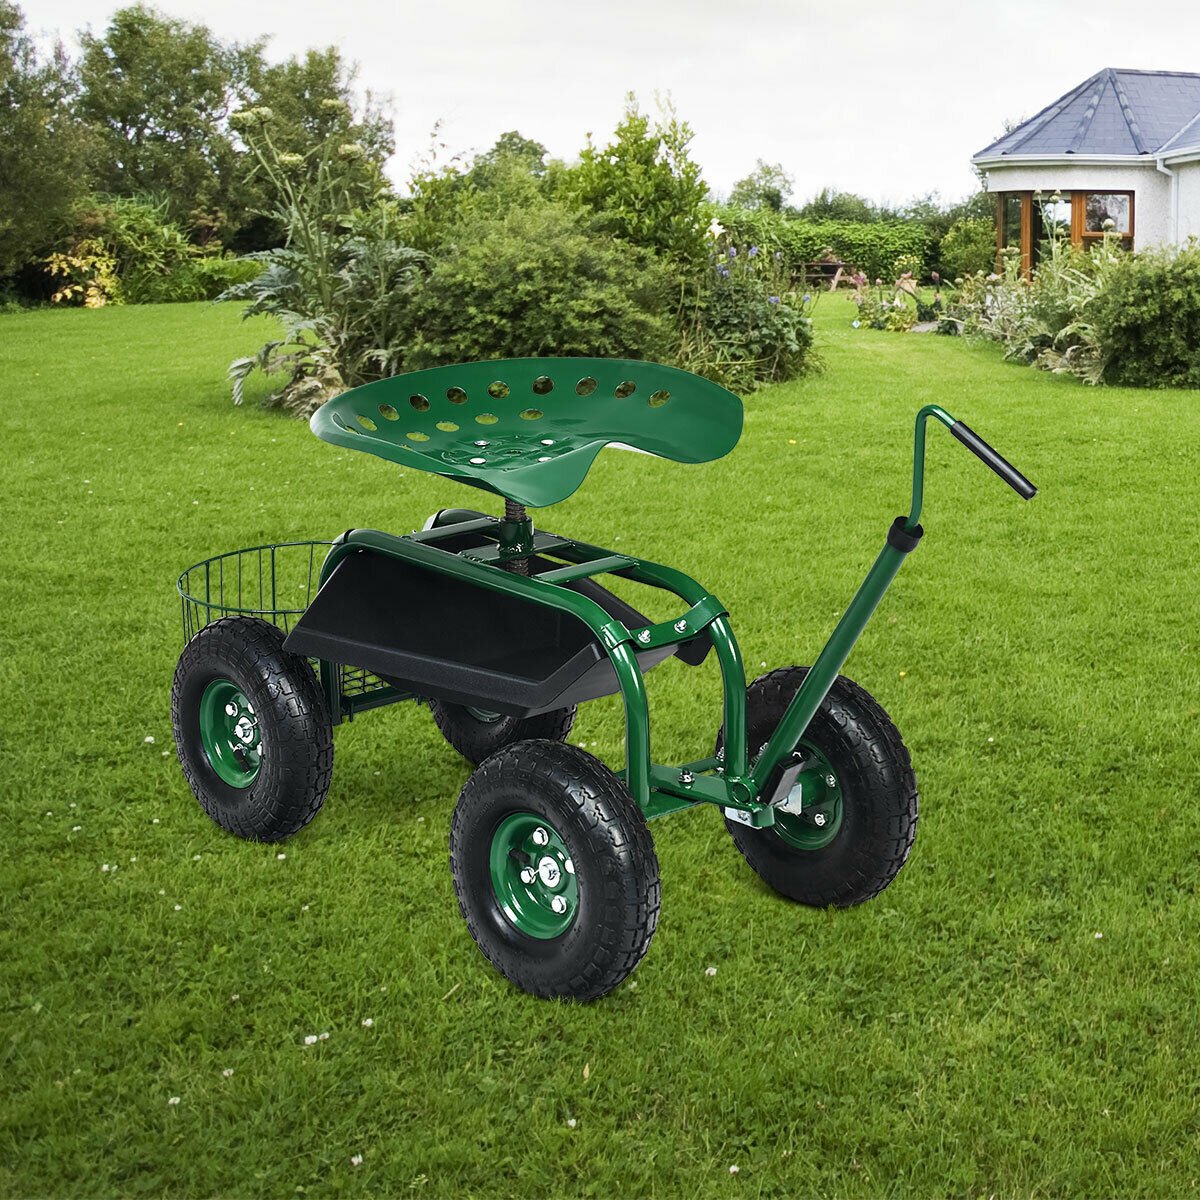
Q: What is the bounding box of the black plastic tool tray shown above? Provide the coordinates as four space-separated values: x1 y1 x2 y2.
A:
284 538 705 717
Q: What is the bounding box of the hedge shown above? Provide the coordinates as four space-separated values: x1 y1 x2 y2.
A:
712 205 930 282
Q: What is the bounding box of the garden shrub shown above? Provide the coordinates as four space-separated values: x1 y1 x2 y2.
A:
939 216 995 280
568 96 709 267
677 241 816 392
405 204 672 368
46 194 204 305
1088 243 1200 387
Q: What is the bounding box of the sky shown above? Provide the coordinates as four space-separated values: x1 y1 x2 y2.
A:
26 0 1200 206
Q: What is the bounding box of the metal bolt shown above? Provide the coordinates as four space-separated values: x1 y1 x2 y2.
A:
637 630 651 644
679 770 694 786
715 747 725 763
564 858 575 875
673 619 688 633
813 811 827 827
550 895 568 914
532 827 549 846
519 867 536 885
474 439 489 447
825 774 837 788
225 701 238 717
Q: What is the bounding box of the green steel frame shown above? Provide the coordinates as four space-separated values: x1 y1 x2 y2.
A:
301 403 1035 827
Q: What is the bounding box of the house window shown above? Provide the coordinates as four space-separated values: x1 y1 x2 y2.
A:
1081 192 1134 250
993 189 1135 275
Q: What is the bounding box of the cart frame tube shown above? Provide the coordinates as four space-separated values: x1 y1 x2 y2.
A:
310 399 1023 821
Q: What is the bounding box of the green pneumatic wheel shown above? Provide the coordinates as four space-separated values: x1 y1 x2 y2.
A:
449 740 660 1001
428 700 576 768
171 616 333 841
724 667 918 907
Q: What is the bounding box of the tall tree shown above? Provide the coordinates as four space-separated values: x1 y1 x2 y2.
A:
729 159 793 211
76 5 261 239
0 1 90 275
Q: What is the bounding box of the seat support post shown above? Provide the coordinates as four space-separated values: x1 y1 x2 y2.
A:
499 500 534 577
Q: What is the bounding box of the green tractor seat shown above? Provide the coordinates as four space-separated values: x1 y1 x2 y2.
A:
311 358 744 508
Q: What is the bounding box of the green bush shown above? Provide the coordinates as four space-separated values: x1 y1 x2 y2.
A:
405 205 672 368
1088 243 1200 387
939 216 996 279
677 243 816 392
567 96 709 267
47 194 207 305
710 206 929 281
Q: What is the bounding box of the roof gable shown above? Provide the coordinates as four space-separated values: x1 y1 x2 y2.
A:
974 68 1200 160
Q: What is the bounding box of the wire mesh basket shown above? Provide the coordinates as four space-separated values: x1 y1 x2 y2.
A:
177 541 331 642
176 542 392 704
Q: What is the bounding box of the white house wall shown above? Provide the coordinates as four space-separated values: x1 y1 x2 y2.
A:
981 163 1172 248
1174 161 1200 242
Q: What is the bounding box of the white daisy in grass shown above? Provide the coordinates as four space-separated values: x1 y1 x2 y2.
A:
361 1018 374 1028
350 1155 363 1167
144 736 155 744
705 966 717 977
304 1035 318 1046
222 1069 234 1078
566 1118 577 1129
167 1096 180 1106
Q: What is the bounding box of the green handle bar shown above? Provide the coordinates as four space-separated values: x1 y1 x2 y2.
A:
747 404 1036 797
907 404 1037 532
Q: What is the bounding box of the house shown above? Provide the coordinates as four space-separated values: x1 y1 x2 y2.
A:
972 68 1200 273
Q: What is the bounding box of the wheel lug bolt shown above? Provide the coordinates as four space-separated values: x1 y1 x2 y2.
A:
564 858 575 875
813 811 827 827
532 828 549 846
550 895 567 914
519 867 536 885
225 702 238 717
825 774 836 788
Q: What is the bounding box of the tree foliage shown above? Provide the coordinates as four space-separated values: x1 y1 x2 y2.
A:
0 1 90 275
729 160 793 212
76 5 259 239
569 95 709 266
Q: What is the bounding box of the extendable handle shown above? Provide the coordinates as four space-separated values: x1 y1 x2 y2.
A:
950 422 1038 500
907 405 1037 529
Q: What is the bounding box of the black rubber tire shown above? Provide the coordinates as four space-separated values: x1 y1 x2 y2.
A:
722 667 918 907
170 616 334 842
429 699 576 767
449 739 660 1001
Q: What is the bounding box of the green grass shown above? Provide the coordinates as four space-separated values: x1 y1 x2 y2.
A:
3 296 1200 1199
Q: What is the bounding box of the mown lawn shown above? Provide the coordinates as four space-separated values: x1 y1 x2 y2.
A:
3 295 1199 1199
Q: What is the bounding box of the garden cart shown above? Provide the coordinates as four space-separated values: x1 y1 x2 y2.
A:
172 358 1036 1001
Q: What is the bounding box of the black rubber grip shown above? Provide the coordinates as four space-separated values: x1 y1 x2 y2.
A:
950 423 1037 500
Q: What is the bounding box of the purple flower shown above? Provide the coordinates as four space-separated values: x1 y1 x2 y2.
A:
717 265 730 278
727 246 737 259
802 293 811 303
748 245 759 258
768 295 780 304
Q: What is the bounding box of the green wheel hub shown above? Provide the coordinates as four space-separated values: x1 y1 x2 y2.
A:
771 741 843 851
488 812 579 939
198 678 262 789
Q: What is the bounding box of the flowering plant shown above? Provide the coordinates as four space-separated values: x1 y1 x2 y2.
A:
676 236 818 391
